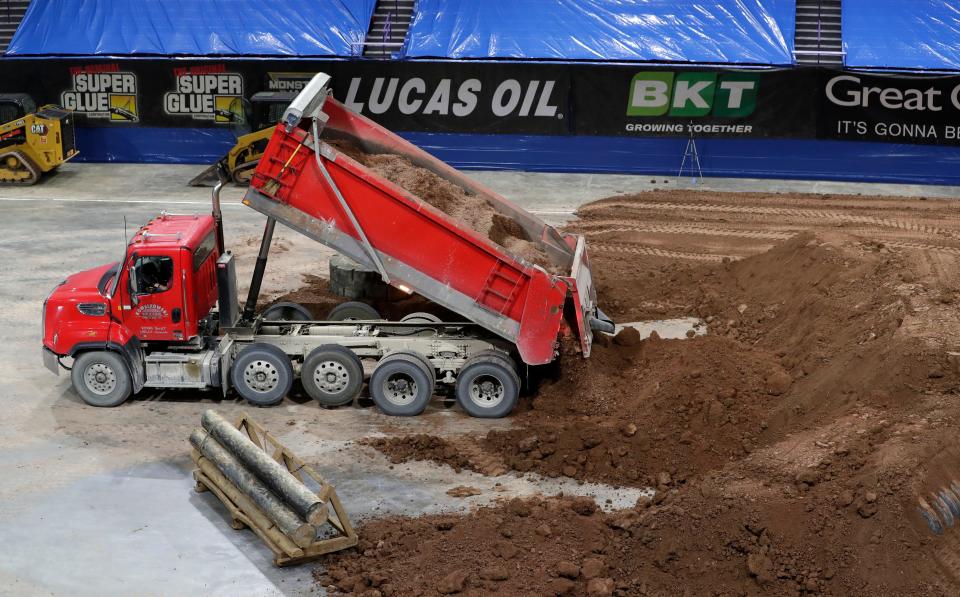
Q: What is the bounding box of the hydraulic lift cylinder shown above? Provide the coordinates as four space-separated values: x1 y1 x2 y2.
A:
242 217 276 321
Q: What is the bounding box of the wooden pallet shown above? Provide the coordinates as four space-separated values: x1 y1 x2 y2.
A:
192 412 358 566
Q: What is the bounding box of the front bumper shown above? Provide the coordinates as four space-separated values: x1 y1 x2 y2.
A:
42 347 60 375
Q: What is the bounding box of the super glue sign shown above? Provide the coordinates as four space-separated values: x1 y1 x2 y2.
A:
163 64 244 124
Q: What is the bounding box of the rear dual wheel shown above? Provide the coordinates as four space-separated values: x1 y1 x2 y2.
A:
326 301 382 321
261 301 313 322
301 345 364 407
370 351 435 416
455 355 520 419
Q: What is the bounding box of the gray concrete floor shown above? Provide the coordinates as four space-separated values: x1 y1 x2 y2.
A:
0 163 956 596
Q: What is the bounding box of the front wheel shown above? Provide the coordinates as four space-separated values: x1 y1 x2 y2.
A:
71 351 132 407
455 356 520 418
230 343 293 406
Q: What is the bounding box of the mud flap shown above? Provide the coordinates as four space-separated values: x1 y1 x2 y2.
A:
218 336 235 398
122 339 146 393
42 347 59 375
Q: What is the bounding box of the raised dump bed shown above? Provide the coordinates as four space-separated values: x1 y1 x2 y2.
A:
245 78 609 365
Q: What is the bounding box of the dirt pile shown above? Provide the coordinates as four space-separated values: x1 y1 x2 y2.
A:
316 190 960 595
365 434 474 473
315 496 622 597
329 140 553 269
369 233 953 488
485 334 790 486
317 481 951 596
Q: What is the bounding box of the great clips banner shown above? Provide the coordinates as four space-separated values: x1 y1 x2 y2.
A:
3 58 960 146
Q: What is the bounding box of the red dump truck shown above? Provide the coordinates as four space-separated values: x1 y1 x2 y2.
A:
41 73 612 418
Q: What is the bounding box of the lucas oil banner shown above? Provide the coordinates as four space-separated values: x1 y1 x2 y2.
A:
3 58 960 146
0 59 570 135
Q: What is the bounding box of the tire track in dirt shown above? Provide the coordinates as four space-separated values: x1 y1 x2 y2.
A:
883 241 960 257
580 201 960 241
933 530 960 585
576 222 796 241
589 242 744 262
578 222 960 256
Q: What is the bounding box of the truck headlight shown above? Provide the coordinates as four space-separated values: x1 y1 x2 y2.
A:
77 302 107 316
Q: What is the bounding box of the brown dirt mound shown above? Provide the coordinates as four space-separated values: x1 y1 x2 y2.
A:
316 487 950 596
366 232 957 491
329 140 553 269
364 434 473 473
315 496 621 597
320 192 960 595
486 334 789 486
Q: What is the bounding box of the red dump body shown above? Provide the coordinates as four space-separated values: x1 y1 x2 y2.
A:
246 97 603 365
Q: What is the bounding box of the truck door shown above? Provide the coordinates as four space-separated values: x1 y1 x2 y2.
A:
123 252 188 342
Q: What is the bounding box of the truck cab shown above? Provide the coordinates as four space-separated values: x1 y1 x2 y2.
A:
43 213 221 405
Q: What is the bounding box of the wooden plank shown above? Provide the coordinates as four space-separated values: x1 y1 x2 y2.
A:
193 459 305 558
192 410 359 567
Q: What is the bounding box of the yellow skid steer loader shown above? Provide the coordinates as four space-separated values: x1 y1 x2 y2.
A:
189 91 295 187
0 94 78 185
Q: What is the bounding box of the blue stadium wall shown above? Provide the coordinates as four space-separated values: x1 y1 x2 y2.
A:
64 127 960 187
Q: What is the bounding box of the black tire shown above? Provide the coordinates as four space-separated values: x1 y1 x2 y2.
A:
326 301 382 321
386 349 436 388
301 345 364 407
230 343 293 406
400 311 442 324
456 357 520 418
469 349 518 372
369 353 434 416
262 301 313 322
71 351 133 407
329 254 391 300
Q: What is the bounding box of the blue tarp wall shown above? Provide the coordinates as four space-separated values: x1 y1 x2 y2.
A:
844 0 960 71
6 0 376 57
405 0 796 65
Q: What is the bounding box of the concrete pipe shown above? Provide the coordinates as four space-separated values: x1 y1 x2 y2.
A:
200 410 329 525
190 429 316 548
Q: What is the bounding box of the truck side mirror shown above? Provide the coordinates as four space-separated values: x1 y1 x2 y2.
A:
128 265 139 306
